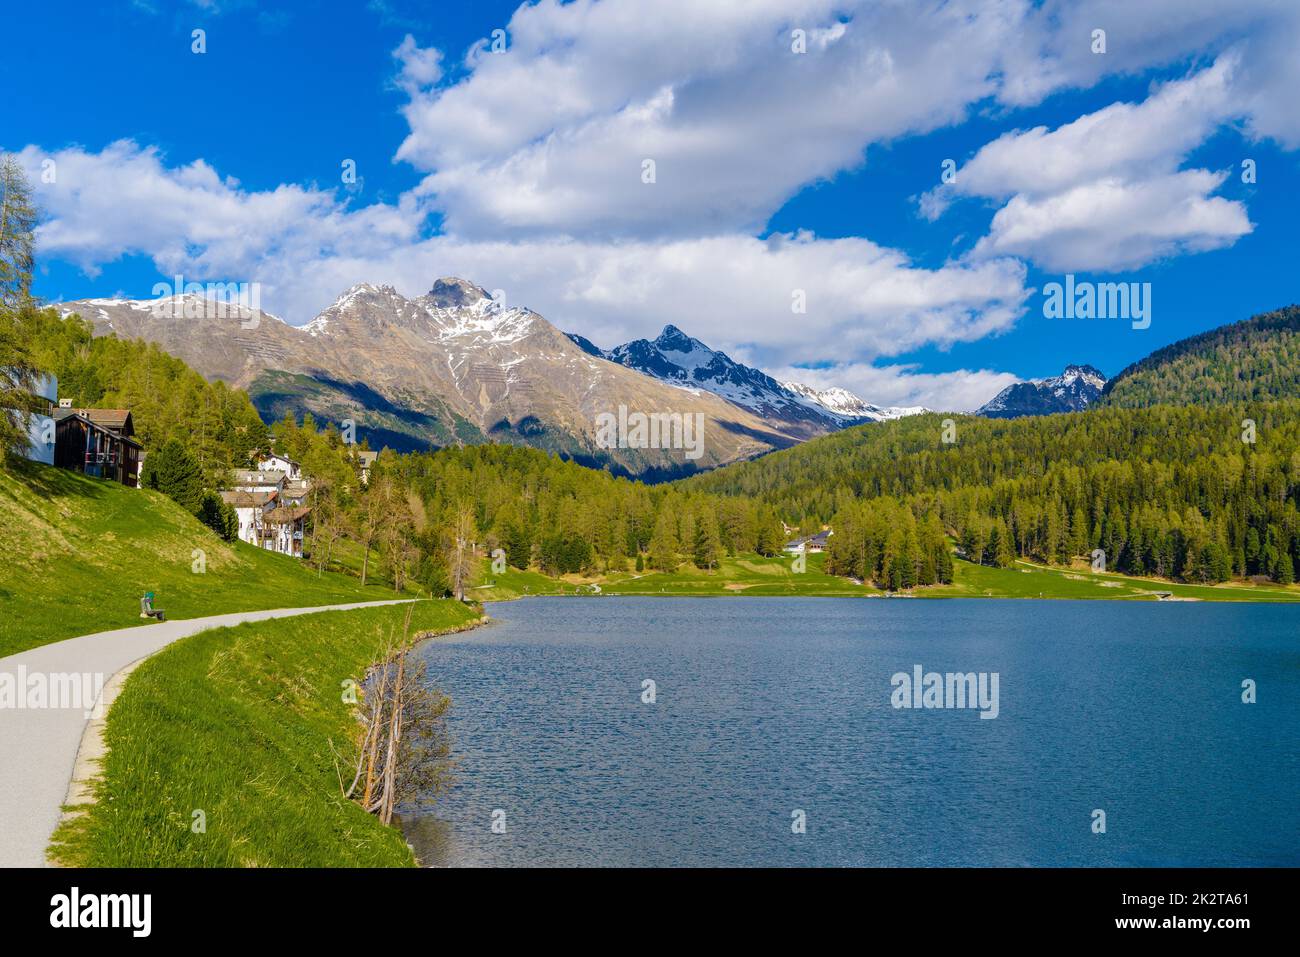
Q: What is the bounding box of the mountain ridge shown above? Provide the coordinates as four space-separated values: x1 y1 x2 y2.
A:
59 280 803 479
572 324 928 436
1102 304 1300 408
976 364 1107 418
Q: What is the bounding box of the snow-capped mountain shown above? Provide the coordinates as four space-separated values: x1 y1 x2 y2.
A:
781 381 929 423
58 277 932 476
976 364 1107 418
577 325 926 437
59 279 793 478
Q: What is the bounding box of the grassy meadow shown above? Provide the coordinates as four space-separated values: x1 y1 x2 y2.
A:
0 460 409 656
49 599 481 867
468 549 1300 603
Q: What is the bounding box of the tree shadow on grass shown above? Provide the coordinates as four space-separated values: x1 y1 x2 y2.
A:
2 458 111 502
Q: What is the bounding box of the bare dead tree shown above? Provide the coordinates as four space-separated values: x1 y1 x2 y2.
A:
344 605 454 826
446 502 478 602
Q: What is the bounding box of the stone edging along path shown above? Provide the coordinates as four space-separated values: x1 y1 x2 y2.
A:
0 600 415 868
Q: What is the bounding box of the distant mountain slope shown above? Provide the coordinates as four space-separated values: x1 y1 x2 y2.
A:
680 399 1300 585
1102 305 1300 408
977 365 1107 418
780 380 928 423
602 324 836 437
585 324 927 435
59 279 793 478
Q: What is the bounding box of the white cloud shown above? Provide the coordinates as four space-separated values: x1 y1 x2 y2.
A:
400 232 1031 366
1001 0 1300 150
972 171 1251 271
391 34 442 95
17 142 1028 382
394 0 1300 240
925 56 1239 211
20 141 424 282
774 362 1022 413
926 58 1255 271
396 0 1022 238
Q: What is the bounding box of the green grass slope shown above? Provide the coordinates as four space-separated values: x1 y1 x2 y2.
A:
50 600 481 867
934 556 1300 602
468 551 877 600
0 460 403 656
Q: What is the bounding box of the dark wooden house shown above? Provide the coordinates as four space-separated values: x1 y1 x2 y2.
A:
54 408 143 487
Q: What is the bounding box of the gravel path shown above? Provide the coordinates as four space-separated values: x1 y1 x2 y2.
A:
0 600 414 867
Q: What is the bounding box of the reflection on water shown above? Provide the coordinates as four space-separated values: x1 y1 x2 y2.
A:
394 811 455 867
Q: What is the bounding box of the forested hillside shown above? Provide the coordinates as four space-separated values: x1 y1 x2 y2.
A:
16 305 269 483
685 405 1300 584
1103 305 1300 408
376 443 788 580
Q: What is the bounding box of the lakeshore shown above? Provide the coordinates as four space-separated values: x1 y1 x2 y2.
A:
470 551 1300 604
34 600 481 867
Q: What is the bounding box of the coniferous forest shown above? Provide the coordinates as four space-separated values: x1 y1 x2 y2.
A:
1102 305 1300 408
686 404 1300 585
5 300 1300 590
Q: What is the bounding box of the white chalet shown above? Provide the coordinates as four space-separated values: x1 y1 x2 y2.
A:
257 453 301 480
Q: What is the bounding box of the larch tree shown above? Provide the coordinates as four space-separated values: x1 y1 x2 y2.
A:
0 156 40 461
0 154 37 309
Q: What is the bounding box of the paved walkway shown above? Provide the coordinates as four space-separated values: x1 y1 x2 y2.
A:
0 600 414 867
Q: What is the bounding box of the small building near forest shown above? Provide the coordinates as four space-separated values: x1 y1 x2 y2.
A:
263 505 310 557
783 529 833 553
53 407 143 487
220 487 311 558
220 489 278 549
231 469 287 494
354 449 379 486
257 452 301 480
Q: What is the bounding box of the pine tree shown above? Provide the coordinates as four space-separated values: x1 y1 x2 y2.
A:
692 506 722 569
993 517 1016 568
143 439 205 513
648 508 680 572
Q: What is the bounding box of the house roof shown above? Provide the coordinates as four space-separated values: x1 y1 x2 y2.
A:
54 408 134 434
261 452 299 466
355 450 379 466
784 530 833 549
264 506 311 523
231 469 287 486
282 479 312 495
54 410 143 447
220 490 278 508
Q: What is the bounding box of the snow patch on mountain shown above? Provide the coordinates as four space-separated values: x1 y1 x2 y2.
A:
61 293 285 327
587 324 928 431
782 380 928 423
977 364 1107 418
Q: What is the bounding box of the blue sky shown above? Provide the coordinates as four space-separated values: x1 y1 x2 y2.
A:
4 0 1298 410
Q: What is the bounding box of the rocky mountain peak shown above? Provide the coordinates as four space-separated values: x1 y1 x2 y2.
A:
976 363 1108 418
654 324 697 352
426 277 492 309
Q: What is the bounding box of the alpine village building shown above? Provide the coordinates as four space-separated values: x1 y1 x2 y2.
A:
218 458 313 558
53 405 144 487
11 375 313 560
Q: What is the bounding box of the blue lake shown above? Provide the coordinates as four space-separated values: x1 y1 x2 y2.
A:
400 597 1299 867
